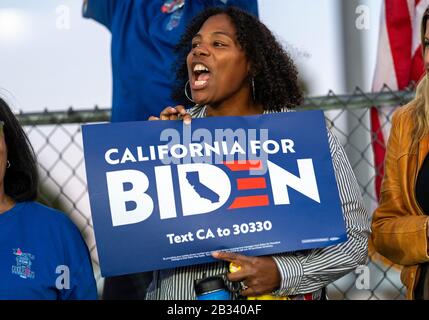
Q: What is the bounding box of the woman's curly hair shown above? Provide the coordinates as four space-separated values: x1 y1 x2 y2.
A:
172 6 303 111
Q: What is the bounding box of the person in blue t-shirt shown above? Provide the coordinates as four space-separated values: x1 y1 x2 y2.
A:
82 0 258 300
0 97 97 300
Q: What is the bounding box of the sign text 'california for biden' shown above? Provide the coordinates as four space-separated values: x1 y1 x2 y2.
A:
82 110 346 277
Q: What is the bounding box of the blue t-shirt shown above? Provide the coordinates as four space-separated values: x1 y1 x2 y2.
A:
83 0 259 122
0 202 97 300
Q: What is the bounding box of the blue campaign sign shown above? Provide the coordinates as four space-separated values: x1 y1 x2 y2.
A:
82 110 347 277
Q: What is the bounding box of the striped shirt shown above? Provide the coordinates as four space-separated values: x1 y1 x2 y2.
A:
146 105 370 300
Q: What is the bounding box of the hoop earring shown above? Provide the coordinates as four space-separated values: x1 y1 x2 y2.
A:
184 80 195 103
6 160 10 169
251 77 256 101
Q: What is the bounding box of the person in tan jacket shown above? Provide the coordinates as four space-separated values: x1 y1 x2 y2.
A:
372 7 429 300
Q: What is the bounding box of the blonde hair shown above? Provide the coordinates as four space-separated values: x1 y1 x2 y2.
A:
410 7 429 151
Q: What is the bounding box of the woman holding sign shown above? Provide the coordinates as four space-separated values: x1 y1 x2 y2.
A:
0 97 97 299
148 7 369 300
372 6 429 300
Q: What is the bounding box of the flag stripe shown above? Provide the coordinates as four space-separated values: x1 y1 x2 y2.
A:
370 107 386 198
385 0 412 88
411 47 425 81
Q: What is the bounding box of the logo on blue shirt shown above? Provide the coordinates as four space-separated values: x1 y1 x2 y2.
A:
12 248 35 279
166 10 184 31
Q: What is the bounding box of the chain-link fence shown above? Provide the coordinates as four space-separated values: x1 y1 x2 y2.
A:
16 85 416 300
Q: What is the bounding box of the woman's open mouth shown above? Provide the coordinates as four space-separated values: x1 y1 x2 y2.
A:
191 63 211 89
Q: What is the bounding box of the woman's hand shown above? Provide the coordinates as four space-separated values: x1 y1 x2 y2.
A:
212 251 281 297
148 105 192 124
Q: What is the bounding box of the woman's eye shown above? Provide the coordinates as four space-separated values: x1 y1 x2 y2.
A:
192 42 200 48
214 41 225 47
425 41 429 47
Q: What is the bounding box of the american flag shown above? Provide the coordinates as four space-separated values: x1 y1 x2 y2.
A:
371 0 429 199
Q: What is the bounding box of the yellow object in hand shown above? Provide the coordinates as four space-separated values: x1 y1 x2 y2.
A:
228 263 290 300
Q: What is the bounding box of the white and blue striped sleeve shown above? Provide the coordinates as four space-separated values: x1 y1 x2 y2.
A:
271 129 370 296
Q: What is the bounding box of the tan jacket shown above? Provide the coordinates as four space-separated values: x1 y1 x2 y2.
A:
372 101 429 299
